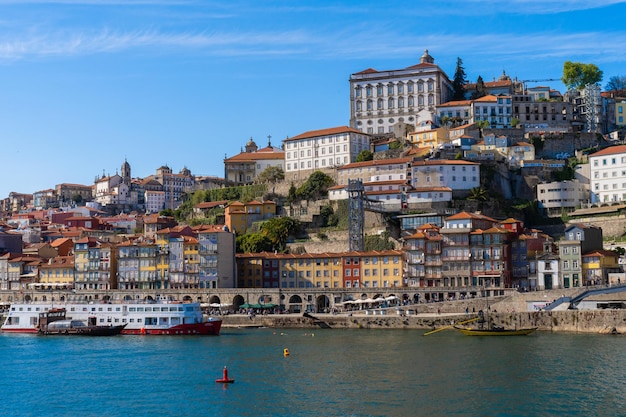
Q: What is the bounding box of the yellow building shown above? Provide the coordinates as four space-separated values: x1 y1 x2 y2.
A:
236 250 403 289
582 249 620 285
407 127 448 149
182 235 200 287
39 256 75 289
236 253 265 288
350 251 403 289
225 200 277 233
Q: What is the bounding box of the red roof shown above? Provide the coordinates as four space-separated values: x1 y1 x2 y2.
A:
286 126 365 142
589 145 626 157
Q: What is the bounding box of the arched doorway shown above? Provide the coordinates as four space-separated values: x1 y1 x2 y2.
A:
315 295 330 313
288 295 303 313
233 295 245 311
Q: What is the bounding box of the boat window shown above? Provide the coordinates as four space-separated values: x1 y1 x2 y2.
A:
137 307 144 312
107 317 112 323
185 306 194 312
35 307 41 311
137 318 142 323
122 319 127 323
145 307 152 312
115 307 121 312
129 307 136 312
114 319 120 323
161 307 168 312
178 307 183 311
145 317 157 325
98 307 103 312
26 307 31 311
70 308 75 312
169 307 178 312
129 319 134 323
99 318 105 324
82 308 88 312
107 307 112 312
159 317 168 325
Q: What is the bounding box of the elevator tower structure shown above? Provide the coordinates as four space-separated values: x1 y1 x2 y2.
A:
347 179 364 252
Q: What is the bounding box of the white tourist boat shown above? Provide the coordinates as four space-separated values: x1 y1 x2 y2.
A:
1 300 222 336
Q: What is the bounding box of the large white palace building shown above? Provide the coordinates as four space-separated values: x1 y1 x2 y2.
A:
349 50 453 135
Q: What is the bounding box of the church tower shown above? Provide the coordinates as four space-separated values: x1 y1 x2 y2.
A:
121 159 131 185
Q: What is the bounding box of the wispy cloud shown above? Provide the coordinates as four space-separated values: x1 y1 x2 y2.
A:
0 25 625 70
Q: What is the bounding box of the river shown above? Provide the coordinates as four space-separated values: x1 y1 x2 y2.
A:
2 328 624 416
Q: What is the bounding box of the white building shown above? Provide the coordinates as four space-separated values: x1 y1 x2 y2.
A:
349 50 453 135
145 190 166 213
537 180 590 217
536 252 561 290
283 126 370 182
410 160 480 194
224 137 285 186
589 145 626 203
336 157 411 186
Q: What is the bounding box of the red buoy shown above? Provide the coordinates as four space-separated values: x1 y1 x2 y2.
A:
215 366 235 383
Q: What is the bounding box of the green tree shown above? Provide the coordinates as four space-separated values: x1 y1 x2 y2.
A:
296 171 335 201
260 216 301 251
355 150 374 162
364 232 396 251
256 166 285 184
475 120 489 138
71 194 83 205
562 61 603 90
467 187 489 201
605 75 626 92
613 246 626 257
236 233 273 253
511 117 520 128
470 75 487 99
388 139 403 150
286 183 297 205
452 57 468 100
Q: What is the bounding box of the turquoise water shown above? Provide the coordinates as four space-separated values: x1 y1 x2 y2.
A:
1 329 625 417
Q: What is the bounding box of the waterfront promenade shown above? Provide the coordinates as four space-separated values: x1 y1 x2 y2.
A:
4 286 626 334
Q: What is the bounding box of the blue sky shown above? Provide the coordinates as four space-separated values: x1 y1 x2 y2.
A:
1 0 625 198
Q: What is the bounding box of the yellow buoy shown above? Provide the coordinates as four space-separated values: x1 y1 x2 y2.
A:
283 348 290 357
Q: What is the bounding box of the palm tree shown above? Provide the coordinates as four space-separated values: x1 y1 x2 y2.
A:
467 187 489 201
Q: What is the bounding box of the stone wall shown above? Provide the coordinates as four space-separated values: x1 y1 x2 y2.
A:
222 309 626 334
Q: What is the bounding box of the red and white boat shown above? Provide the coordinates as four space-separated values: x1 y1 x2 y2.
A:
1 301 221 336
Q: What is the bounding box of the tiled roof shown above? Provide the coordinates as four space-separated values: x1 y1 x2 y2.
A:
224 148 284 162
411 159 479 167
339 157 413 170
194 200 229 209
286 126 365 142
438 100 472 107
589 145 626 157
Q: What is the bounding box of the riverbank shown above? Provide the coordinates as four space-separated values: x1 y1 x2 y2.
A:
221 309 626 334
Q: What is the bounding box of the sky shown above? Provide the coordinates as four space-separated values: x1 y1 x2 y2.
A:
1 0 625 198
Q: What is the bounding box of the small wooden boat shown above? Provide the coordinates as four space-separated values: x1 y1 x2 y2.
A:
454 325 537 336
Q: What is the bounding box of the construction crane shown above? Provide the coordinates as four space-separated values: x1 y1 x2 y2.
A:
519 78 560 94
